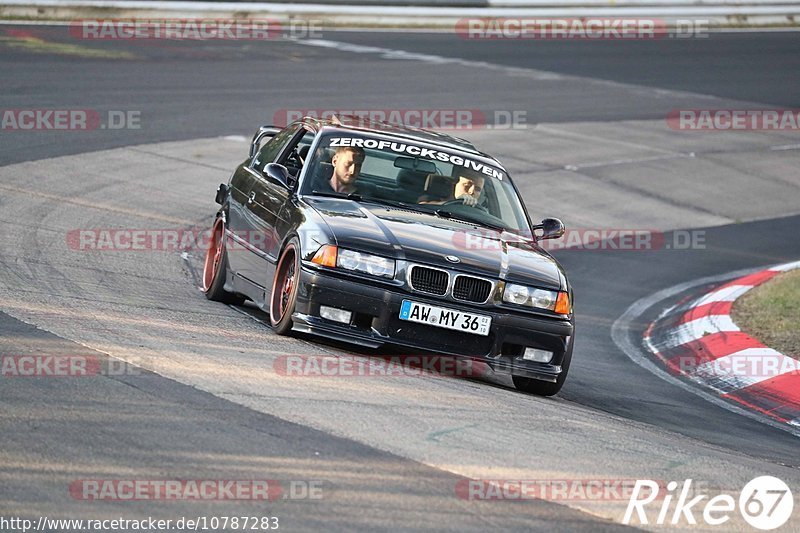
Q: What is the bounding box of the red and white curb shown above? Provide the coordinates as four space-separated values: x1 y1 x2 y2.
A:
644 260 800 428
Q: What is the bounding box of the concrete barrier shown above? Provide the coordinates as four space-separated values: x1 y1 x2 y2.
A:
1 0 798 26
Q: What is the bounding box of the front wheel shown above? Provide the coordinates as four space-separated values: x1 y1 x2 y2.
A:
203 218 245 305
270 238 301 335
512 342 573 397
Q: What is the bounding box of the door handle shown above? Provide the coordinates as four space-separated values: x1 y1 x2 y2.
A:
247 191 256 204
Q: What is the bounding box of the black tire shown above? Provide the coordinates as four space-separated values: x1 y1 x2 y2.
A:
203 218 245 305
269 238 301 335
512 341 573 397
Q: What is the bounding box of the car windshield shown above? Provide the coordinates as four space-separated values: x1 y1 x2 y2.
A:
299 132 531 233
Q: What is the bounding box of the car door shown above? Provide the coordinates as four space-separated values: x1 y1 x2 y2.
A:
237 124 304 287
224 162 257 277
260 129 316 282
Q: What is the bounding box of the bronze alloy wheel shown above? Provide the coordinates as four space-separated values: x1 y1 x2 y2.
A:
203 218 244 305
203 219 225 292
270 239 300 334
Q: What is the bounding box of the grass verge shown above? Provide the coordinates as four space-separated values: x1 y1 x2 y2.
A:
731 269 800 359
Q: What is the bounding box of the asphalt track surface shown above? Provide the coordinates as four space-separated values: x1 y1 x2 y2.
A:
1 25 800 531
1 27 799 165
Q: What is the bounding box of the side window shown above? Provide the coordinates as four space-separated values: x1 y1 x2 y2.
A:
278 130 316 175
252 124 301 172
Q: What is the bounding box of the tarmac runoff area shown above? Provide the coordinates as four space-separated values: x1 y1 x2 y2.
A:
1 118 800 528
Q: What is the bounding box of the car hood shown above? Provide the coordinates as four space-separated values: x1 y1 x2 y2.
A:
306 198 565 290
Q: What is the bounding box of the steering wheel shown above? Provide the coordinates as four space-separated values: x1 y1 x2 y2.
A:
441 198 489 212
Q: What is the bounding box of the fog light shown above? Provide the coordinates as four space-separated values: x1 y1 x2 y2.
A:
320 306 352 324
523 348 553 363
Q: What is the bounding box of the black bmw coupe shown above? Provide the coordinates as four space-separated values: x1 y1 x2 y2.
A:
204 116 574 395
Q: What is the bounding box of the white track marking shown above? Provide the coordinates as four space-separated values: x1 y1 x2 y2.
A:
692 284 753 306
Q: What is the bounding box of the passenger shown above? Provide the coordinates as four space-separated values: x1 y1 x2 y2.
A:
452 169 485 207
420 167 485 207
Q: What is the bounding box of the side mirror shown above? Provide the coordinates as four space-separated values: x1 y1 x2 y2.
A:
533 218 565 240
214 183 228 205
249 125 280 159
264 163 294 190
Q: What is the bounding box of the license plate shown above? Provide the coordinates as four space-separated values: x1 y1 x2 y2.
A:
399 300 492 336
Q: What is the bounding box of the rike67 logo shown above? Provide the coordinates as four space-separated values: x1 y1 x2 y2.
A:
624 477 794 530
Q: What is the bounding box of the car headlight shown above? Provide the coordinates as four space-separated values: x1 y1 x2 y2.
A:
503 283 571 313
338 249 395 278
311 245 395 279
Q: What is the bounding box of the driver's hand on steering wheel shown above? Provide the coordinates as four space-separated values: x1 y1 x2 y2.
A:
293 149 305 167
457 193 478 207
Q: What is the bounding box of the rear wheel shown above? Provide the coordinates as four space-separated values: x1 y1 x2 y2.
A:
203 218 244 305
512 342 573 397
270 238 301 335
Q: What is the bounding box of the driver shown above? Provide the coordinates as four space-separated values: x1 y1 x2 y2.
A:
316 145 366 194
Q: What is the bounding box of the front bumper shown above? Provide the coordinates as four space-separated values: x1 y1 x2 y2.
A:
292 265 574 383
